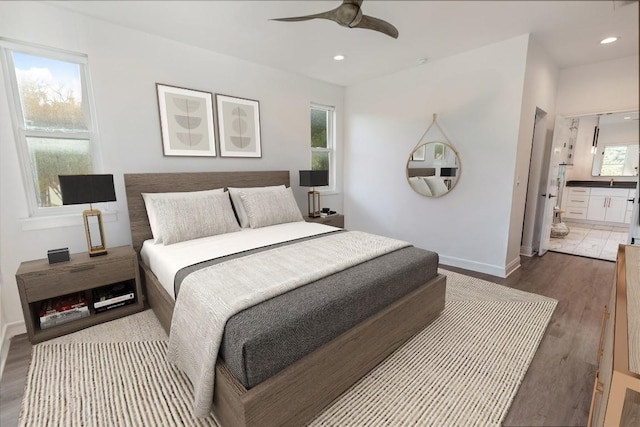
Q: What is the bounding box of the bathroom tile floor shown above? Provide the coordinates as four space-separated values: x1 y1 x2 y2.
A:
548 221 629 261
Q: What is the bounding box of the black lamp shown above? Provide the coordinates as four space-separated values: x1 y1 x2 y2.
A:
440 168 457 177
59 174 116 257
299 170 328 218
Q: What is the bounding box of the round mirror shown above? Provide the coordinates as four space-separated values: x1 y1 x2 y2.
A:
407 141 461 197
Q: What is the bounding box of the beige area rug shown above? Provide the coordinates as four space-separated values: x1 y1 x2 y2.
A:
19 270 557 427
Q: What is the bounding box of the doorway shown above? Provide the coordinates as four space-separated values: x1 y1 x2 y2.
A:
535 110 639 261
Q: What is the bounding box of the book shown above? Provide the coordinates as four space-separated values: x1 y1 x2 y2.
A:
93 281 136 311
93 292 134 309
94 299 135 313
39 292 87 317
40 305 90 329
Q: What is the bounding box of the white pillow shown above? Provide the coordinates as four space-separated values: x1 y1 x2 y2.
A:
239 187 304 229
409 176 432 196
227 185 286 228
154 191 241 245
424 176 449 197
142 188 224 244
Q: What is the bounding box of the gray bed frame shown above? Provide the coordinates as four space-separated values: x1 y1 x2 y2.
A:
124 170 446 427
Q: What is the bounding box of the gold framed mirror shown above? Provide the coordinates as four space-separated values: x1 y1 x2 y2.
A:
407 141 461 197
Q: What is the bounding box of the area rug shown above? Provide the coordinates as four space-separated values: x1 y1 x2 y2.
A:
19 269 557 427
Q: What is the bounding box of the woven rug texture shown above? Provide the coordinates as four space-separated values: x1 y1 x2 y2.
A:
19 269 557 427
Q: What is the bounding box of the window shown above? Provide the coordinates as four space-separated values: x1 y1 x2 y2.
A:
310 104 335 190
599 145 627 176
1 40 97 215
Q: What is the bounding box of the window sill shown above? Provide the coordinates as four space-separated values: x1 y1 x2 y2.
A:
20 211 118 231
319 190 340 196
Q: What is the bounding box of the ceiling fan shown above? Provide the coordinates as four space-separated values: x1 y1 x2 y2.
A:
271 0 399 39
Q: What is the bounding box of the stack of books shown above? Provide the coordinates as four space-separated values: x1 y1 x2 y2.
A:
93 281 135 313
39 292 89 329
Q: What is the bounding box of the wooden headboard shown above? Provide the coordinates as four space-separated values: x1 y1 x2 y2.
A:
124 171 290 254
408 168 436 177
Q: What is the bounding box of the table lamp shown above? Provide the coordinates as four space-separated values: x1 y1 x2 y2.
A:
299 170 328 218
59 174 116 257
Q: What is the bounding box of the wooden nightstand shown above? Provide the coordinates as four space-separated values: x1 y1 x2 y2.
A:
15 245 144 344
304 214 344 228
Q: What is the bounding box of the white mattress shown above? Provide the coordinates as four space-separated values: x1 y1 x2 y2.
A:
140 221 339 299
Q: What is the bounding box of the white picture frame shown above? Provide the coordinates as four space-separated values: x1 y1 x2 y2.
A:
216 94 262 158
156 83 216 157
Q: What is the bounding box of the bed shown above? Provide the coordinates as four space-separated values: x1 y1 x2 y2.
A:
124 171 446 427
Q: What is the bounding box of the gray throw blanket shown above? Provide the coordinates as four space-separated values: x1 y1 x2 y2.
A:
166 230 410 417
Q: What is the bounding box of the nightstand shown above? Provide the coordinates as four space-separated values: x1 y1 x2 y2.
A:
304 214 344 228
15 245 144 344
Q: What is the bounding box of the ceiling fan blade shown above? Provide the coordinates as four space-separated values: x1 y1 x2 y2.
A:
271 10 337 23
353 14 399 39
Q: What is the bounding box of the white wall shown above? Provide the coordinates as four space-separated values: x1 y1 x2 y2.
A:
0 1 344 349
344 34 530 277
511 37 559 262
555 55 639 116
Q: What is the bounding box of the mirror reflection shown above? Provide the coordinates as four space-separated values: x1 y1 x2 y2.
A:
407 141 460 197
590 110 639 177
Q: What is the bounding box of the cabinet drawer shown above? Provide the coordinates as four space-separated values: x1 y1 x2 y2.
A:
22 257 135 302
564 207 587 220
566 195 589 207
567 187 590 196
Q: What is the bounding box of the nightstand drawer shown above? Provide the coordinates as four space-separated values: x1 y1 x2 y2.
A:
22 256 135 302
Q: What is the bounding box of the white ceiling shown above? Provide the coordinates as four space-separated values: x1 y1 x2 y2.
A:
52 0 639 87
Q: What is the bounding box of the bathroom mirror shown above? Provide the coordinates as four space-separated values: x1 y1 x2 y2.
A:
590 110 639 177
407 141 461 197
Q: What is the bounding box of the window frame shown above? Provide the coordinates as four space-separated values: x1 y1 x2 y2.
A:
310 103 336 193
1 38 101 217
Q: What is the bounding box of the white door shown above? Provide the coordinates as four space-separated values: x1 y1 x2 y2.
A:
538 117 569 256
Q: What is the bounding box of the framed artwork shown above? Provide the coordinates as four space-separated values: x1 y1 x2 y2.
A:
216 94 262 158
411 144 426 161
156 83 216 157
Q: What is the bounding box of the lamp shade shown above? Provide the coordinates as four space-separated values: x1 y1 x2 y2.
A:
440 168 457 177
299 170 329 187
59 174 116 205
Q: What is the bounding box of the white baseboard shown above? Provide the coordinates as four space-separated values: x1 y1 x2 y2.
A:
439 254 509 278
0 320 26 380
520 245 535 257
504 257 522 277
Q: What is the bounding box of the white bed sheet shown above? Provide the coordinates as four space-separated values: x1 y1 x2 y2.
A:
140 221 339 299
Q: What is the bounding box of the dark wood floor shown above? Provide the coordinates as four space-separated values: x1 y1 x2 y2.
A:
0 251 614 427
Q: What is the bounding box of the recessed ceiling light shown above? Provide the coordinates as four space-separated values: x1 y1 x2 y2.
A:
600 37 619 44
333 54 345 61
624 116 631 120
